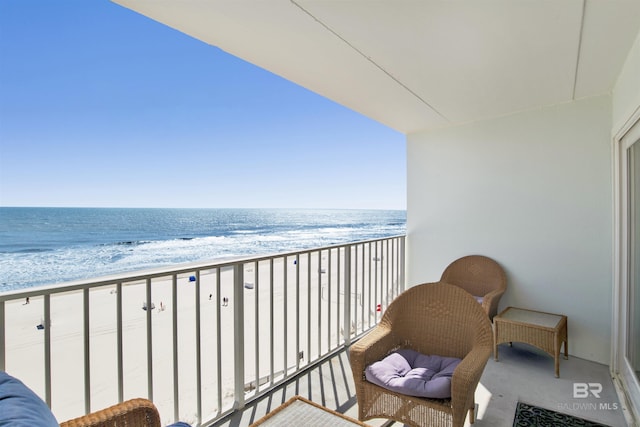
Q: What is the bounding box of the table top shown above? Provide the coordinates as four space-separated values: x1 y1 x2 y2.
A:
250 395 368 427
496 306 565 329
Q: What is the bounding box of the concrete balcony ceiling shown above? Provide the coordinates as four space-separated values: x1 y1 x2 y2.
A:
112 0 640 134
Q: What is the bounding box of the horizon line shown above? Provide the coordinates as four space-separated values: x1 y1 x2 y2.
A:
0 205 407 211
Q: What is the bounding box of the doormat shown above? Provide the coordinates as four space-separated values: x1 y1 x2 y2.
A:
513 401 611 427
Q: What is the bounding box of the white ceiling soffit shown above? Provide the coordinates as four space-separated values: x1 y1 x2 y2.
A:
113 0 640 134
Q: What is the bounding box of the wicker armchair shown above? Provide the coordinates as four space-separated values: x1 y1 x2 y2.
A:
440 255 507 320
60 398 161 427
349 282 492 427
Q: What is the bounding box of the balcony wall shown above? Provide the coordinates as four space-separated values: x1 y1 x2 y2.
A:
613 28 640 133
406 95 613 364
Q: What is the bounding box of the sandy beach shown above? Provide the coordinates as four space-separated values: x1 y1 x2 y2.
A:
2 247 395 425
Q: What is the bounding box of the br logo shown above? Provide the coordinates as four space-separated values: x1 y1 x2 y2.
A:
573 382 602 398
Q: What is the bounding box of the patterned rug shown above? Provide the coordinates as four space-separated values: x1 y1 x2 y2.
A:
513 401 611 427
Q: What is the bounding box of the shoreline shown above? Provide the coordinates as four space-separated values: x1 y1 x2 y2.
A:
0 232 404 297
1 207 406 293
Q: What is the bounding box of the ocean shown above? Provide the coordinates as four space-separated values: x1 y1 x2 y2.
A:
0 207 405 292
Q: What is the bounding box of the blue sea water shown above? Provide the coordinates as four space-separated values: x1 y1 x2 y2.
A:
0 207 405 291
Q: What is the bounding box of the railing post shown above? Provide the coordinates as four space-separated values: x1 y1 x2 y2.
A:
269 259 274 386
145 278 153 401
83 288 91 415
215 268 223 415
253 262 259 392
0 301 5 371
233 263 245 409
400 236 406 292
295 254 300 371
172 274 179 422
343 245 352 346
116 282 123 403
44 294 51 407
194 270 202 425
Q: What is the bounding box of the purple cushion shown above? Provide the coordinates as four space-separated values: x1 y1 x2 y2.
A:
364 349 461 399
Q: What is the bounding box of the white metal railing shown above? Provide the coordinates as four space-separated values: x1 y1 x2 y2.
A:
0 235 405 425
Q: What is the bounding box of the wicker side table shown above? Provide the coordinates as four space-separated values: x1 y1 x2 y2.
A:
494 306 568 377
250 396 369 426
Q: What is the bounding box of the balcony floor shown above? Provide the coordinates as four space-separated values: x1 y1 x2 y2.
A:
209 342 629 427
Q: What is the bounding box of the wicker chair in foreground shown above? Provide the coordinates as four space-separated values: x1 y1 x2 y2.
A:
60 398 161 427
350 282 493 427
440 255 507 320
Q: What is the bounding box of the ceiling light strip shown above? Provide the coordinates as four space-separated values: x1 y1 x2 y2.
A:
290 0 448 122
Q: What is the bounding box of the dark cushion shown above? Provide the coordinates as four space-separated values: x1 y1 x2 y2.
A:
364 348 461 399
0 371 58 426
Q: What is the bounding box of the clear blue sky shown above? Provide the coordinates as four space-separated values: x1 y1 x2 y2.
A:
0 1 406 210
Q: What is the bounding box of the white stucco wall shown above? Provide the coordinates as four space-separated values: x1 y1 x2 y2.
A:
406 95 612 364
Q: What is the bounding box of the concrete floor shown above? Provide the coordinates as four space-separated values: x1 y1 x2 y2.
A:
210 343 630 427
472 343 627 427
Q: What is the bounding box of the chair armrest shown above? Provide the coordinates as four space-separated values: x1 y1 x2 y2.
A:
349 326 398 380
450 344 492 422
482 288 505 320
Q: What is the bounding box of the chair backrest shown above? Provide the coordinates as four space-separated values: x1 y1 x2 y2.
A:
379 281 492 360
440 255 506 298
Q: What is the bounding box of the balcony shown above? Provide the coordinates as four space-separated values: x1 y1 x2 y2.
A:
213 344 626 427
0 234 629 426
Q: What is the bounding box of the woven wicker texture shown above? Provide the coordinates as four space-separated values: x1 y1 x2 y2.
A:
494 307 568 377
440 255 507 320
60 398 161 427
349 282 492 427
250 395 369 426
